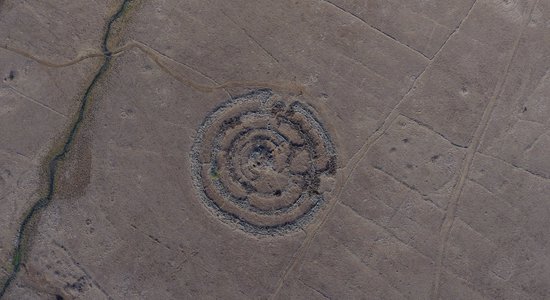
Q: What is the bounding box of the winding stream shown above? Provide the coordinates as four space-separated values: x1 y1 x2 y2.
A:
0 0 133 297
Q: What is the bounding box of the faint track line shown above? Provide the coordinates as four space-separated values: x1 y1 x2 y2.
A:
0 0 134 297
477 151 550 181
269 0 478 297
338 201 434 262
430 1 541 298
318 0 430 60
326 232 409 299
4 85 68 118
429 0 478 60
298 279 331 300
0 44 104 68
220 9 281 65
53 241 114 300
1 40 305 96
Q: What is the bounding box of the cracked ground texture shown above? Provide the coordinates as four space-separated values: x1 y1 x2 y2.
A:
1 0 550 299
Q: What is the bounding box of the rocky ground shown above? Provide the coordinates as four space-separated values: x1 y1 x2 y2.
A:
1 0 549 299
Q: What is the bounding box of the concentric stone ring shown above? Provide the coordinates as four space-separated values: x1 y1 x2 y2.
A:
191 89 337 234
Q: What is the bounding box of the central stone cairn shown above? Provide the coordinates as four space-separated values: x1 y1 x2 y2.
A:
191 90 337 234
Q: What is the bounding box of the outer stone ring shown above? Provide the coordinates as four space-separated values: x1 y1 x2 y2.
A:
191 89 336 235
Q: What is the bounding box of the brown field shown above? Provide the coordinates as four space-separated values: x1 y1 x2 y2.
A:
1 0 549 299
